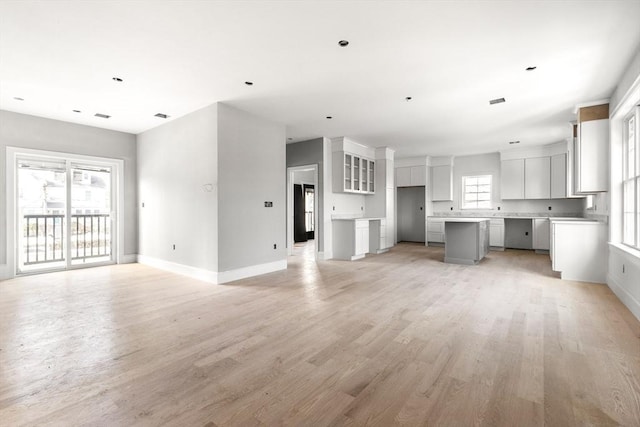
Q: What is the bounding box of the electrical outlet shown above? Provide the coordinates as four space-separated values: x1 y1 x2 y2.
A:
497 206 501 210
548 206 552 210
361 206 364 211
450 207 453 211
525 232 529 236
273 243 277 250
141 202 145 208
333 206 335 211
172 244 176 250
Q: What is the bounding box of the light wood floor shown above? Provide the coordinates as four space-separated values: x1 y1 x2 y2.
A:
1 243 639 426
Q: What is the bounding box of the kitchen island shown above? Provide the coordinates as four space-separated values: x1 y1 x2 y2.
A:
444 218 490 265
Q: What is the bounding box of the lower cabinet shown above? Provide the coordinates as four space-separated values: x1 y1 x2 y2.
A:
355 219 370 256
427 217 445 244
489 218 505 249
333 218 390 260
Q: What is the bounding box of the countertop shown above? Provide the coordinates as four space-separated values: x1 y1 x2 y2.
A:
331 214 385 221
442 218 490 223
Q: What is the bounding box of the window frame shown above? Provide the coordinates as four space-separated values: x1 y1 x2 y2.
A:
622 106 640 250
461 174 493 210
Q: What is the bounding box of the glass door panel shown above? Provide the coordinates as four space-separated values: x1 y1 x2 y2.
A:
17 159 67 273
70 165 112 266
353 156 360 191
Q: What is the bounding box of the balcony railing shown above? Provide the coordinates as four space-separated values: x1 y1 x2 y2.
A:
23 213 111 265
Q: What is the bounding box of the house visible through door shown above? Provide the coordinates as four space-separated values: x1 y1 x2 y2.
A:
17 156 115 273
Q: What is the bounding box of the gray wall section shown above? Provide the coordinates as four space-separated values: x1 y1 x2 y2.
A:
286 138 324 251
217 103 286 271
397 186 426 242
0 110 138 265
137 103 218 271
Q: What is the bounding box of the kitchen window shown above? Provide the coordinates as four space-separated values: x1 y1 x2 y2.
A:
462 175 492 209
623 107 640 249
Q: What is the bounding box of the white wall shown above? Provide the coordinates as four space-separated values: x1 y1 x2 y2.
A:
431 152 584 215
217 103 286 272
0 110 137 272
608 46 640 320
137 103 218 272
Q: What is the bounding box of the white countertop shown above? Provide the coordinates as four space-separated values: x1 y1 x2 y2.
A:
331 215 385 221
443 218 490 223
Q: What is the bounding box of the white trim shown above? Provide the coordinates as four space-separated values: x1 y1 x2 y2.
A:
217 259 287 284
287 164 319 258
0 264 11 281
138 255 218 284
608 273 640 321
5 147 125 277
137 256 286 285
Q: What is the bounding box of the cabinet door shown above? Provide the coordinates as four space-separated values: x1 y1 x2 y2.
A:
501 159 525 199
369 161 375 193
431 165 453 201
410 165 427 186
525 157 551 199
344 153 353 191
355 221 369 255
551 153 567 199
396 167 411 187
361 159 368 192
353 156 361 191
533 218 550 250
489 224 504 247
577 119 609 193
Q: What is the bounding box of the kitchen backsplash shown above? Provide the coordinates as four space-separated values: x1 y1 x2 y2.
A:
432 211 584 218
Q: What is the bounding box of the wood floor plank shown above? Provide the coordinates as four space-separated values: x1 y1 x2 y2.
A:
1 243 639 426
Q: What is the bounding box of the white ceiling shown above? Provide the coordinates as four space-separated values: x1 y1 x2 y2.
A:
1 1 639 158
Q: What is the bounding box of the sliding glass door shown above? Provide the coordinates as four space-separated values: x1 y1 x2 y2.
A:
17 156 115 273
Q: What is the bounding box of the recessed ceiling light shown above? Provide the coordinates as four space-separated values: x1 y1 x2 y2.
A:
287 137 293 141
154 113 170 119
338 40 349 47
72 109 81 113
13 97 24 101
509 140 520 145
244 81 254 86
489 97 506 105
525 66 537 71
326 116 333 119
405 96 412 101
94 113 111 119
112 77 123 82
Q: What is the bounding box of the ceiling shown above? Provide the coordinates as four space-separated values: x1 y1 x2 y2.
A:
1 1 639 158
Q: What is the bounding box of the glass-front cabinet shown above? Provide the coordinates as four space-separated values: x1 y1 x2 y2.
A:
334 151 375 194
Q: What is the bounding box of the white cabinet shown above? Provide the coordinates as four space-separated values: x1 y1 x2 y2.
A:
489 218 505 248
575 104 609 193
355 219 370 255
551 153 567 199
332 219 370 260
396 165 426 187
524 157 550 199
368 219 387 254
501 159 525 199
333 151 375 194
550 220 607 283
532 218 550 251
427 217 445 244
431 165 453 201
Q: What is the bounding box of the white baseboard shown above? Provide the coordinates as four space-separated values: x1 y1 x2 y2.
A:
137 255 287 285
137 255 218 284
217 259 287 284
120 254 138 264
0 264 13 281
608 273 640 321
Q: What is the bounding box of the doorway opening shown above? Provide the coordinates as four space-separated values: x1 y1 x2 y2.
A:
287 165 319 260
6 148 124 276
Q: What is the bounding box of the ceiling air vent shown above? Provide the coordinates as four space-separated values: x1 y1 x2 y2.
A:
154 113 170 119
94 113 111 119
489 98 506 105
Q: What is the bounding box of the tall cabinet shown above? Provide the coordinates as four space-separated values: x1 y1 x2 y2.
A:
575 104 609 193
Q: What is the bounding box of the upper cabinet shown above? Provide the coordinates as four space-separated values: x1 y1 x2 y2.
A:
332 137 376 194
524 157 551 199
431 165 453 201
551 153 567 199
575 104 609 193
501 158 525 199
500 142 574 200
396 165 426 187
